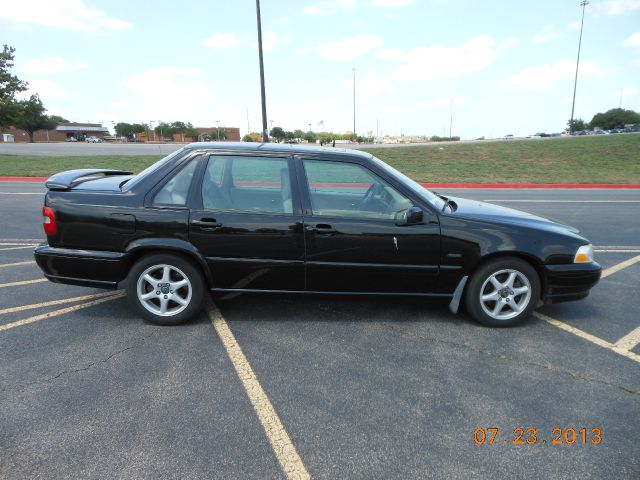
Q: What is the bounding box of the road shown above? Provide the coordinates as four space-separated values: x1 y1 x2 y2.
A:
1 183 639 479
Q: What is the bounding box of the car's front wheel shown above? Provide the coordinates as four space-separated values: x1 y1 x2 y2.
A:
127 253 205 325
465 257 540 327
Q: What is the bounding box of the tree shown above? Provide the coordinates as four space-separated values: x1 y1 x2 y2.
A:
566 118 586 133
270 126 285 143
589 108 640 130
242 134 255 142
0 45 28 129
293 129 305 140
303 131 317 143
13 94 55 142
48 115 68 126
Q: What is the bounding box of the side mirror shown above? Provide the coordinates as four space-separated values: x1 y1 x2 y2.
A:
397 206 424 226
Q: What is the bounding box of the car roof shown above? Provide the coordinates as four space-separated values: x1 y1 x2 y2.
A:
183 141 373 160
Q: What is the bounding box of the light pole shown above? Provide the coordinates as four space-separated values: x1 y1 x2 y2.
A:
216 120 220 141
352 67 356 138
449 98 453 139
256 0 269 142
569 0 589 134
150 120 155 142
157 120 163 142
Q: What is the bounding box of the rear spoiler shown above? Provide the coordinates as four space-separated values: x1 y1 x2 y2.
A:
45 169 133 190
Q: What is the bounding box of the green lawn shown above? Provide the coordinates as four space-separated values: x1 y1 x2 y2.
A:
1 134 639 183
362 134 640 184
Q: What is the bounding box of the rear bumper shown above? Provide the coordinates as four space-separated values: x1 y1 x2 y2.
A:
542 262 602 304
34 243 127 289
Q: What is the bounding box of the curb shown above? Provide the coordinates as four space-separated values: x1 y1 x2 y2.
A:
1 176 639 189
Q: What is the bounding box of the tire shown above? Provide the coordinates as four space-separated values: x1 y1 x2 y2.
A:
464 257 540 327
126 253 205 326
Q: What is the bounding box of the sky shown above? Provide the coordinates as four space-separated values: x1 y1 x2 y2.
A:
1 0 639 139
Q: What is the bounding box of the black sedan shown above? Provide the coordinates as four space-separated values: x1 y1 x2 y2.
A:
35 143 601 327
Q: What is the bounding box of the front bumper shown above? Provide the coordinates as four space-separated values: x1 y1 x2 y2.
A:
542 261 602 304
34 243 128 289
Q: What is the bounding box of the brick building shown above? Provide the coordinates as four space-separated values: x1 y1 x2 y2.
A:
1 123 108 142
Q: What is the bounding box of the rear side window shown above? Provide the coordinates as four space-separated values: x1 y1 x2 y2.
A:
202 156 293 214
153 159 199 206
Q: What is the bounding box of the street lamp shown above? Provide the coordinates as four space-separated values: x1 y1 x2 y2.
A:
569 0 589 134
256 0 269 143
216 120 220 141
352 67 356 138
150 120 155 142
157 120 163 142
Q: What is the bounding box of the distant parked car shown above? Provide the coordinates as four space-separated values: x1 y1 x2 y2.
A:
85 136 103 143
503 134 514 140
590 130 608 135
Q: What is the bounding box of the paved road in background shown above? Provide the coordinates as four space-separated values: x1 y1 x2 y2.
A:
1 183 639 479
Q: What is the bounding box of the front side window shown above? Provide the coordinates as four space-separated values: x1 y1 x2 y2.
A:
202 156 293 214
303 160 413 220
153 158 198 206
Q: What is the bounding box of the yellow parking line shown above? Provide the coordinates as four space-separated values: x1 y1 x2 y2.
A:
206 301 311 480
0 278 47 288
0 291 119 316
614 325 640 352
0 245 37 251
601 255 640 279
0 261 36 269
0 292 125 332
533 312 640 364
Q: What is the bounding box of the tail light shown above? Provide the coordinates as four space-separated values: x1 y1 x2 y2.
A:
42 206 57 235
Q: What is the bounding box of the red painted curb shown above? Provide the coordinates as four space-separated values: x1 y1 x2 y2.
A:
0 176 47 182
420 183 640 189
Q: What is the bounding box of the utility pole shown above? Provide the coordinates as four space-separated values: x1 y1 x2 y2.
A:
216 120 220 141
570 0 589 134
449 98 453 139
255 0 269 142
352 67 356 138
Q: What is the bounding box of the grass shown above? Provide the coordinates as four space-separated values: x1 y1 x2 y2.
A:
0 155 162 177
362 134 640 184
0 134 639 183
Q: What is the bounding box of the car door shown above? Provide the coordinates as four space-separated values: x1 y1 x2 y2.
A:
189 153 305 291
298 156 441 293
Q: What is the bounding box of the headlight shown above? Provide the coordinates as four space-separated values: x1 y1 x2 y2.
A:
574 244 594 263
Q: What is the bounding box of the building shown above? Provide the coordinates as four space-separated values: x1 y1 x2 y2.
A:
192 127 240 142
0 122 108 142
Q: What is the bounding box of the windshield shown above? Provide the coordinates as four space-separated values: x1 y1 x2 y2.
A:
369 155 446 210
122 148 185 190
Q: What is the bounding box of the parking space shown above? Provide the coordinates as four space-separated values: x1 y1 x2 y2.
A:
1 184 639 478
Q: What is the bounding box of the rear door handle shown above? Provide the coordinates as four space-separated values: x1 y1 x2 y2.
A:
306 223 337 235
191 218 222 230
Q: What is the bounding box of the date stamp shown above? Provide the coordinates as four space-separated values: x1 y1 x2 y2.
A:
473 427 603 446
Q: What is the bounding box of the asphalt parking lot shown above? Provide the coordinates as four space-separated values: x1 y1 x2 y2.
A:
1 182 639 479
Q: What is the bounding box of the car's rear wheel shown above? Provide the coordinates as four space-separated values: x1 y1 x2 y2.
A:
465 257 540 327
127 253 205 325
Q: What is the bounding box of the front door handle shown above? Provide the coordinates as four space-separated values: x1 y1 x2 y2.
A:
191 218 222 230
306 223 337 235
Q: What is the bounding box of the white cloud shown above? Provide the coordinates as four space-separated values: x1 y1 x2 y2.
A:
23 56 88 76
533 25 563 44
621 87 638 96
0 0 130 32
274 17 291 25
372 0 413 7
23 79 71 100
500 58 600 90
344 69 395 96
593 0 640 16
202 32 242 49
435 97 465 107
622 32 640 47
303 0 358 16
382 35 502 82
120 66 214 122
262 31 279 53
317 34 384 61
